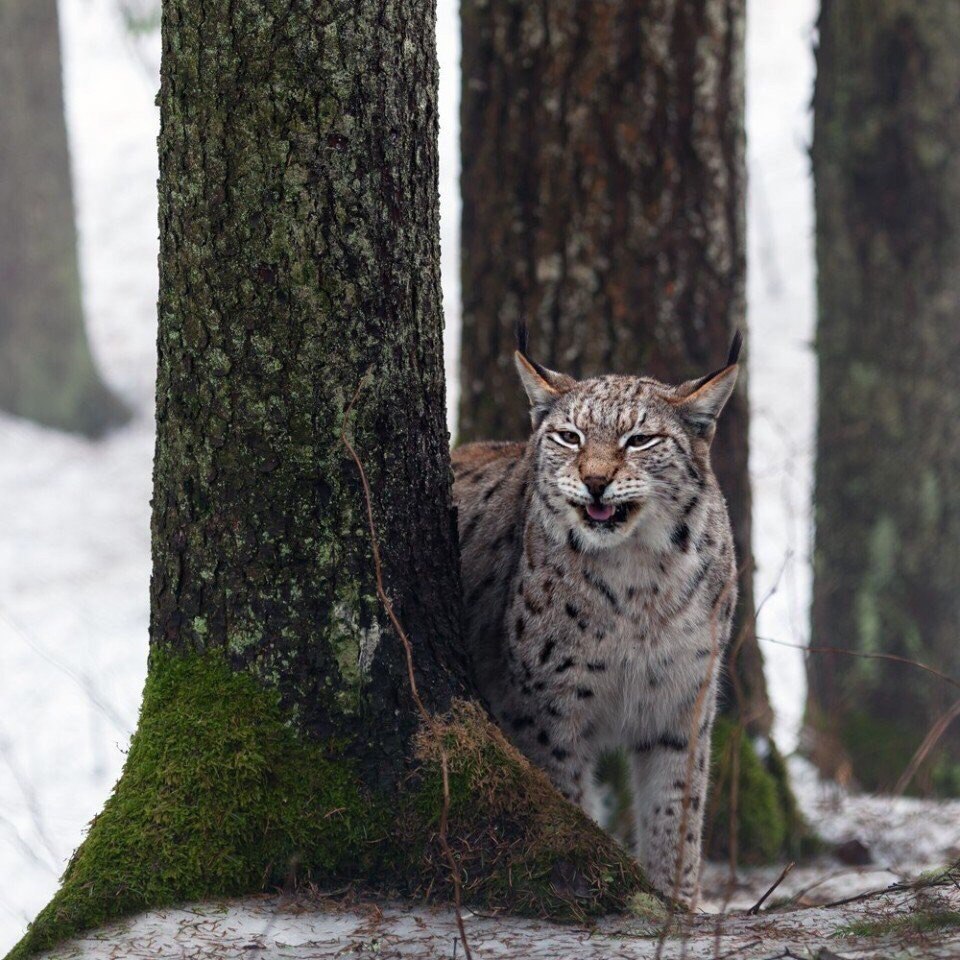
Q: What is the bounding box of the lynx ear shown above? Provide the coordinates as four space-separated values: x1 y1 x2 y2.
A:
672 332 742 441
514 320 575 425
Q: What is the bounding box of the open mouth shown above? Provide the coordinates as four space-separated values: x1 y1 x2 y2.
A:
579 502 634 528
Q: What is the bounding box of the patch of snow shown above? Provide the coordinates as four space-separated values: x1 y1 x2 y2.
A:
790 757 960 870
33 882 960 960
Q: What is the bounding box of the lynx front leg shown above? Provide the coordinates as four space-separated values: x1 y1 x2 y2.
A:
508 711 601 817
629 732 711 906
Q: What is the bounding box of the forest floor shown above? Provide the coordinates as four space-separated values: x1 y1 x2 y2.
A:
30 865 960 959
30 763 960 959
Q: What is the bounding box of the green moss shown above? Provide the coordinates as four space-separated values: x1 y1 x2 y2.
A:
627 892 669 923
8 652 387 960
707 718 793 864
594 748 635 844
931 759 960 796
763 735 816 858
835 910 960 939
8 661 650 960
412 702 651 919
839 711 925 793
916 864 956 885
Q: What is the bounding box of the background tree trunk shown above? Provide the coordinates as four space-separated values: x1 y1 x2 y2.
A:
9 3 644 955
0 0 127 436
459 0 802 861
808 0 960 795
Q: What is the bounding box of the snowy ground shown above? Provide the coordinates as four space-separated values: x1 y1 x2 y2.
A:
31 866 960 960
5 0 955 955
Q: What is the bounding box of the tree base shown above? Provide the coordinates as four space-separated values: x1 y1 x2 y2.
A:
705 718 812 864
0 373 130 439
7 654 649 960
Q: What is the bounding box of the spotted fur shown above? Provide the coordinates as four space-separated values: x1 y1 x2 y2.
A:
452 332 740 905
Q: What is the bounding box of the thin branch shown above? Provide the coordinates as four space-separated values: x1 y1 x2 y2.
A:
757 635 960 693
813 863 958 911
341 373 428 721
761 635 960 797
341 372 472 960
748 861 795 914
894 699 960 796
0 606 130 733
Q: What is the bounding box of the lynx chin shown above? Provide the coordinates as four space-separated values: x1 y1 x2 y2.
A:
452 324 741 905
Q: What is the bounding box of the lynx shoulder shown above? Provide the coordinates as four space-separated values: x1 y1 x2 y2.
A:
452 326 741 904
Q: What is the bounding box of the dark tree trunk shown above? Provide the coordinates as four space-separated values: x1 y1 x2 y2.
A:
459 0 801 860
808 0 960 795
0 0 127 436
150 0 468 790
9 3 645 956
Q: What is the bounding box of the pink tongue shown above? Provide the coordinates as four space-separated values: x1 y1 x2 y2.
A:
586 502 616 522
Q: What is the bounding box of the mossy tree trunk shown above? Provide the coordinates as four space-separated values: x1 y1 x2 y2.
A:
0 0 127 436
459 0 801 860
150 0 469 786
8 3 647 956
808 0 960 795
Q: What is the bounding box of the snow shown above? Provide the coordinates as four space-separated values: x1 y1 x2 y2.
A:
29 878 960 960
1 0 954 955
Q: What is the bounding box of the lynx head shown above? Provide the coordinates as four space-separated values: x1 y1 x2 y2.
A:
514 323 740 552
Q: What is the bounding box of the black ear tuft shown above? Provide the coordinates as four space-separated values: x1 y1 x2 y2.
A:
515 319 530 357
727 330 743 367
514 319 551 379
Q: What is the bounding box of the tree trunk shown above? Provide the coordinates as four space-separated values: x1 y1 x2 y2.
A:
0 0 127 436
808 0 960 795
459 0 802 860
8 3 645 956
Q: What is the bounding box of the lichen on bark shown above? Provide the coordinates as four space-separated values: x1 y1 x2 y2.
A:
149 0 470 781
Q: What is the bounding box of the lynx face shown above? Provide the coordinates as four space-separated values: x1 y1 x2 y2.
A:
516 334 740 554
532 379 707 551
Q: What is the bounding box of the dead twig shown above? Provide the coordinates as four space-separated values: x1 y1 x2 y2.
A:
763 633 960 799
716 938 762 960
747 861 795 915
814 865 957 911
341 372 472 960
894 699 960 796
757 636 960 693
773 868 864 909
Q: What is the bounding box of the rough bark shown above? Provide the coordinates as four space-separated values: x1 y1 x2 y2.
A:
0 0 127 436
150 0 468 790
808 0 960 795
7 3 646 956
459 0 800 858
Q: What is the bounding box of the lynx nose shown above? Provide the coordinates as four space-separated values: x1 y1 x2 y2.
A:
582 475 611 501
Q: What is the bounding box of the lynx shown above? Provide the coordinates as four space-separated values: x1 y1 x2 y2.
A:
452 325 741 904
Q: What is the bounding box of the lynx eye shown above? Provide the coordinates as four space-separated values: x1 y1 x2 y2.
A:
551 430 581 449
625 433 663 451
